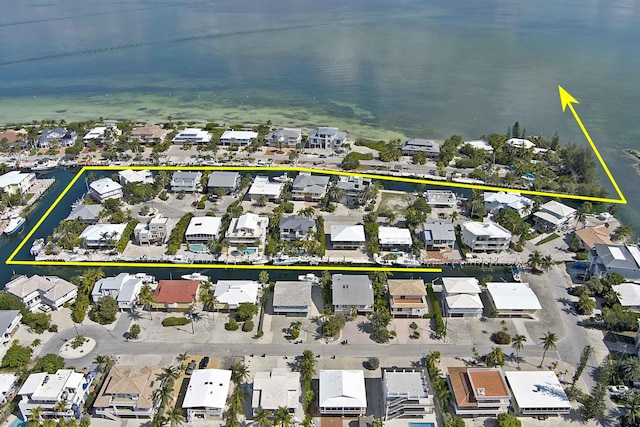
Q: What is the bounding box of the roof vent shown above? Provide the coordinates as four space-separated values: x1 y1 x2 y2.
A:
477 388 485 396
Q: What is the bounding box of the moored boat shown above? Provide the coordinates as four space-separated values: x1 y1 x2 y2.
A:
30 238 44 256
272 254 301 266
181 272 210 282
511 266 522 282
4 215 26 235
297 273 319 283
31 157 59 171
394 255 422 267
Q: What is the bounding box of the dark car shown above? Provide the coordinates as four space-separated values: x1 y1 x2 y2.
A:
199 357 210 369
576 273 588 281
185 360 196 375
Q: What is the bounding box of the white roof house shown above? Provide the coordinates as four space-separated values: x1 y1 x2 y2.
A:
182 369 231 421
0 374 17 404
442 277 481 295
185 216 222 242
171 128 211 144
226 213 269 245
382 368 433 421
506 138 535 150
319 370 367 416
91 273 144 310
0 311 22 346
213 280 260 310
533 200 577 231
89 178 123 202
0 171 36 195
330 225 366 249
460 221 512 252
464 140 494 151
613 283 640 312
251 369 301 416
83 127 107 141
484 192 534 218
505 371 571 416
425 190 457 207
486 283 542 319
220 130 258 146
79 223 127 248
4 275 77 311
378 227 413 250
248 176 284 201
442 277 483 318
18 369 91 420
118 169 154 186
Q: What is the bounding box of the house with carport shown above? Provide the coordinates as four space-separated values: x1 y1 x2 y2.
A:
182 369 231 421
251 369 301 418
330 224 365 249
319 370 367 416
332 274 374 314
505 371 571 416
485 282 541 319
441 277 483 318
273 281 312 316
387 279 427 317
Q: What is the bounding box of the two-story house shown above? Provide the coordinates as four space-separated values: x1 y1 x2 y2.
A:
134 214 169 245
332 274 374 314
171 128 211 144
387 279 428 317
336 176 372 206
291 173 330 201
265 128 302 148
306 127 347 151
89 178 123 203
170 171 202 193
279 215 315 242
18 370 93 420
460 221 511 252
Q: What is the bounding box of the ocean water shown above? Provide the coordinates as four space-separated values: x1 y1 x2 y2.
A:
0 0 639 224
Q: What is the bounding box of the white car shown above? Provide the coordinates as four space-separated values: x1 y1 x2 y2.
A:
38 304 52 313
609 385 629 394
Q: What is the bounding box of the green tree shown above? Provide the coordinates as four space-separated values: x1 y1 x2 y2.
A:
253 407 273 427
528 250 543 272
128 323 141 339
299 349 317 382
341 152 360 170
259 271 269 285
165 407 184 427
235 303 259 322
1 341 33 369
139 284 156 319
572 345 593 386
497 413 522 427
612 224 634 243
273 406 293 427
484 347 505 367
32 353 65 373
231 360 250 384
621 390 640 427
539 331 558 368
94 354 116 372
511 334 527 369
577 294 596 315
89 295 119 324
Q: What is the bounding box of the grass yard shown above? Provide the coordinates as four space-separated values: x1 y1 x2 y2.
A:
377 191 413 216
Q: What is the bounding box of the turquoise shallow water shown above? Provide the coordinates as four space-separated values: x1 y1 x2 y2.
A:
0 0 639 226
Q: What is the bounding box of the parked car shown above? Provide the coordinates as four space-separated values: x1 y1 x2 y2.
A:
576 273 588 281
185 360 197 375
199 357 210 369
38 304 52 313
609 385 629 394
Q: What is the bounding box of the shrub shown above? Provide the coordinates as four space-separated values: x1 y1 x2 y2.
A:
117 219 139 252
491 330 512 345
129 324 141 339
161 317 191 327
283 201 294 213
32 353 65 373
242 320 254 332
22 312 51 334
291 328 300 339
89 295 119 325
366 357 380 370
225 319 239 331
1 342 32 369
410 321 419 330
373 328 390 343
426 283 445 338
48 324 58 333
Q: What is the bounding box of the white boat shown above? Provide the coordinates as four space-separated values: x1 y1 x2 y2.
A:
181 272 210 282
4 215 26 235
272 254 301 266
297 273 319 283
31 157 59 171
273 173 293 183
511 266 522 282
394 255 422 267
30 238 45 256
134 273 157 284
251 257 269 265
373 254 394 266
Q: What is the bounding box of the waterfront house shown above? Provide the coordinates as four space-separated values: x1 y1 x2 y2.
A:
91 273 144 310
425 190 457 208
252 369 301 418
447 367 511 417
588 243 640 281
128 125 169 144
171 128 211 145
485 282 541 319
506 138 535 150
38 128 77 148
134 214 168 245
335 176 372 206
265 128 302 148
291 173 329 201
442 277 483 318
0 129 28 149
306 127 347 151
0 374 17 404
220 130 258 146
226 213 268 246
247 176 284 202
387 279 428 317
89 178 123 203
505 371 571 417
332 274 374 314
421 221 456 250
170 171 202 193
400 139 440 157
279 215 315 242
612 283 640 312
532 200 577 232
65 204 102 223
152 280 200 312
574 225 613 250
79 223 127 248
0 310 22 346
319 370 367 416
484 192 534 218
83 126 120 145
463 140 493 152
118 169 154 186
330 224 366 249
382 367 434 421
213 280 260 310
93 365 163 419
378 226 412 252
0 171 36 195
185 216 222 243
460 221 511 252
182 369 231 421
4 274 77 311
207 171 239 195
18 369 93 421
273 281 312 316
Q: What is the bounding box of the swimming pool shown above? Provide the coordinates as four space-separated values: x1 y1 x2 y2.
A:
244 248 257 255
189 244 208 253
8 416 26 427
408 423 435 427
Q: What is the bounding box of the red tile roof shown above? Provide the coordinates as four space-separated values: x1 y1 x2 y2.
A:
154 280 199 304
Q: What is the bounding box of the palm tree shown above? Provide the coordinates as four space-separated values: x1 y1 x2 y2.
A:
52 399 68 416
527 250 543 272
150 411 166 427
539 254 554 272
158 366 180 385
165 407 184 427
297 206 315 218
273 406 293 427
99 231 110 248
229 386 246 417
79 417 90 427
449 211 459 222
622 358 640 384
622 391 640 426
231 361 250 385
94 355 116 372
198 288 218 316
539 331 558 368
299 349 317 383
577 294 596 315
28 406 43 426
153 381 174 409
253 406 273 426
426 351 441 372
176 352 189 371
326 185 344 204
511 334 527 369
139 284 155 319
258 271 269 285
485 347 505 367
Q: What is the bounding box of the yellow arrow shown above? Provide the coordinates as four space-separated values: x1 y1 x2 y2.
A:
558 85 626 204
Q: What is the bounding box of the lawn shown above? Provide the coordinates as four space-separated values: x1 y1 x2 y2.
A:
377 192 412 216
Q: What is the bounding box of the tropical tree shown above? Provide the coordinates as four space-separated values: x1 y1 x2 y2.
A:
539 254 554 272
253 406 273 427
28 406 44 426
621 390 640 427
449 211 458 222
153 381 174 409
52 399 68 416
165 407 184 427
299 349 317 383
259 270 269 285
150 411 166 427
511 334 527 369
138 284 155 319
485 347 505 367
157 366 180 385
577 294 596 315
176 352 189 371
198 288 218 316
273 406 293 427
231 360 250 384
94 354 115 372
527 250 543 272
539 331 558 368
426 351 441 372
297 206 315 218
622 358 640 384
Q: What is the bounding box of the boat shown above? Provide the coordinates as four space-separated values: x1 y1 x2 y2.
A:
251 257 269 265
31 157 59 172
273 173 293 183
511 266 522 282
298 273 320 284
394 255 422 267
4 215 26 235
373 254 393 266
30 238 45 256
181 272 210 282
272 254 301 266
134 273 157 284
